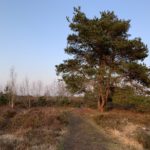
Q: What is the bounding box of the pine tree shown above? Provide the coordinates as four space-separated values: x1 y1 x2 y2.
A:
56 7 150 112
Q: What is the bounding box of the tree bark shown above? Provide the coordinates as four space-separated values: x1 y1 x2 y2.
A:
98 79 106 112
98 105 104 112
97 95 106 112
97 60 111 112
98 100 105 112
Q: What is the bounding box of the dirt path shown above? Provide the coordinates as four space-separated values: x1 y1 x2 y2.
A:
61 112 120 150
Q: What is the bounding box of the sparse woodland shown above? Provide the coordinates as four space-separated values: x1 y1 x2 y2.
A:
0 7 150 150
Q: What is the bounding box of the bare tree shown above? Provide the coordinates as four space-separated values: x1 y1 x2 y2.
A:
19 82 26 96
20 77 31 108
57 81 70 97
31 81 36 97
36 80 43 97
8 67 17 108
49 80 58 96
44 85 51 100
30 80 43 97
49 80 70 97
24 77 31 108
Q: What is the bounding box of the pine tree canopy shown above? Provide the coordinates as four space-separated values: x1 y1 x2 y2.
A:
56 7 150 111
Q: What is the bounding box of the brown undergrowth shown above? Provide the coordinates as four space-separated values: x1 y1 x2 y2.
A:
0 106 69 150
94 109 150 150
0 106 150 150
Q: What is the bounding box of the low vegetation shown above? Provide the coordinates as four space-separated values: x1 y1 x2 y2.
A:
0 6 150 150
94 110 150 150
0 107 69 150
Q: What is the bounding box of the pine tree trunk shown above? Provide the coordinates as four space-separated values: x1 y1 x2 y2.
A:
99 105 104 112
97 97 105 112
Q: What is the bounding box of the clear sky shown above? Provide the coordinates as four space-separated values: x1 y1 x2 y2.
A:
0 0 150 86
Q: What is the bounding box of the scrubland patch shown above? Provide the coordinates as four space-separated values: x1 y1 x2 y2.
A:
94 110 150 150
0 107 69 150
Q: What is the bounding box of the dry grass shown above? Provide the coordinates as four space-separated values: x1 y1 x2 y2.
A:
94 109 150 150
0 106 69 150
1 106 149 150
109 124 143 150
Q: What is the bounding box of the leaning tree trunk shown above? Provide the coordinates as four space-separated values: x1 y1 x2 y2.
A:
97 96 106 112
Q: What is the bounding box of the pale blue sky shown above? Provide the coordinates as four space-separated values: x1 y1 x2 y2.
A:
0 0 150 86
